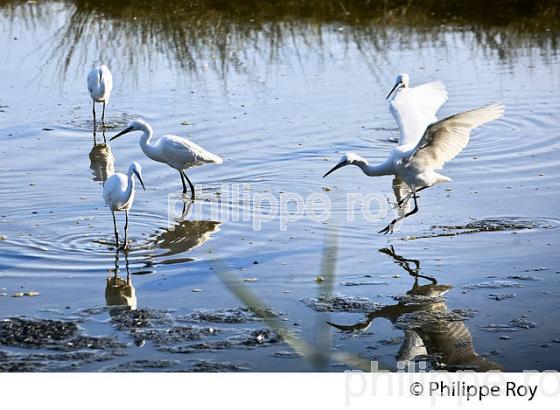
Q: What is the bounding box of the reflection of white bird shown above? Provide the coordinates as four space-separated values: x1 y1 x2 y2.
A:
89 142 115 184
103 162 145 249
324 73 505 234
87 65 113 126
106 251 136 310
110 120 223 200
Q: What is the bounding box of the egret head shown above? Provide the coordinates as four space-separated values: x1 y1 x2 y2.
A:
110 119 151 141
386 73 409 100
128 161 146 191
323 152 365 178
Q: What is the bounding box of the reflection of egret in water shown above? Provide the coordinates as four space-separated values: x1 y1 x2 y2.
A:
328 246 501 371
151 218 221 264
89 129 114 184
105 250 137 312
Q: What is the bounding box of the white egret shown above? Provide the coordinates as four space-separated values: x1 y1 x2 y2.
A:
110 120 223 199
324 77 504 233
87 65 113 126
103 162 145 249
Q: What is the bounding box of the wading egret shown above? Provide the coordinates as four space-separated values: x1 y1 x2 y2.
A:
110 120 223 199
103 162 145 249
87 65 113 126
324 101 504 234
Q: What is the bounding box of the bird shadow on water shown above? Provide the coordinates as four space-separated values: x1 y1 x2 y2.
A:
327 245 502 371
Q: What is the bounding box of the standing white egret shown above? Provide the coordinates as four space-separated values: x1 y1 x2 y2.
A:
110 120 223 200
324 95 505 234
87 65 113 127
103 162 145 249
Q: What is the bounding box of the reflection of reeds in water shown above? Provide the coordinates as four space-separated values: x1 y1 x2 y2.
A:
0 0 558 83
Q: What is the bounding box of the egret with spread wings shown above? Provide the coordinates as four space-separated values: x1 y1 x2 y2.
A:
324 73 504 234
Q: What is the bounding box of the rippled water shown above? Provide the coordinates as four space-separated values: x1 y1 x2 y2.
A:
1 1 559 371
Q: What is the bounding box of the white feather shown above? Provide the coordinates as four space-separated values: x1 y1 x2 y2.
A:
157 134 223 170
390 81 448 146
87 65 113 103
409 103 505 170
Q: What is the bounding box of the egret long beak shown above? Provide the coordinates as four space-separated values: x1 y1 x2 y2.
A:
385 81 401 100
323 161 349 178
133 170 146 191
110 126 134 141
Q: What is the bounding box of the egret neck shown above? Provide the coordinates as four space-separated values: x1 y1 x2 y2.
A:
126 167 136 199
350 156 393 177
363 161 393 177
136 122 163 163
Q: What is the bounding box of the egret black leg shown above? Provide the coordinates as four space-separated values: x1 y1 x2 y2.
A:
121 210 129 250
379 193 419 234
101 101 106 125
397 186 428 207
111 211 119 247
92 102 97 130
397 192 412 208
182 171 195 200
180 171 187 194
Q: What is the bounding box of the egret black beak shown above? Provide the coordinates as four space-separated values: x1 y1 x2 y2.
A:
323 161 348 178
385 82 401 100
110 126 133 141
134 170 146 191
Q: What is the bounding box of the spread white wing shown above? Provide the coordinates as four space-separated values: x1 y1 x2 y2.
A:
390 81 448 146
409 103 505 170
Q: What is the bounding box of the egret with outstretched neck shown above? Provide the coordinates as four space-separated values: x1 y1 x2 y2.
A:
103 162 145 250
110 120 223 199
324 74 504 234
87 65 113 127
